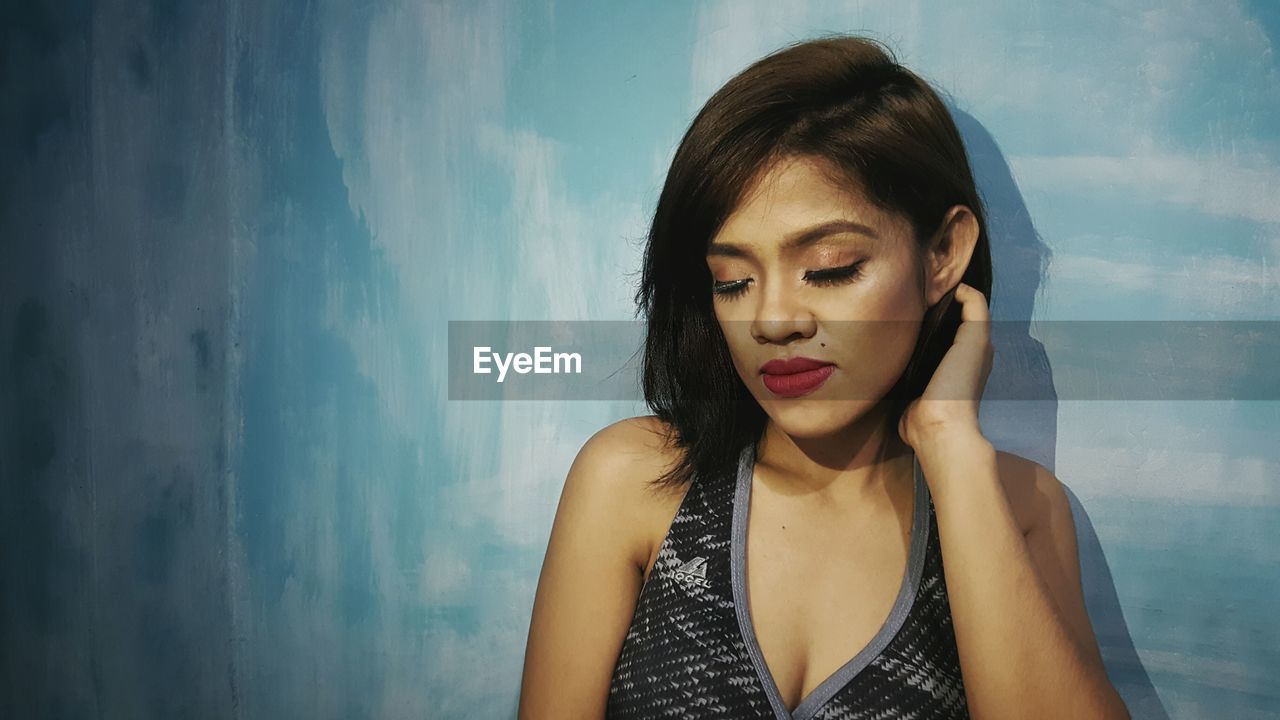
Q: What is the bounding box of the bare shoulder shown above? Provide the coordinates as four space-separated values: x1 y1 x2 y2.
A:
578 416 685 492
572 415 690 574
993 449 1069 538
583 415 683 474
519 417 689 717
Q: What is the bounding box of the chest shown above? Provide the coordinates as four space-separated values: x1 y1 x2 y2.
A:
612 445 973 720
743 499 915 711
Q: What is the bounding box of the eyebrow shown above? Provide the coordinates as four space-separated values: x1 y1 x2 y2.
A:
706 219 879 259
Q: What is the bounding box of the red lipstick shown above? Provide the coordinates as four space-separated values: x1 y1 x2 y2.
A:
759 356 835 398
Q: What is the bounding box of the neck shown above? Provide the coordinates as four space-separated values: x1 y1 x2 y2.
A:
755 403 914 504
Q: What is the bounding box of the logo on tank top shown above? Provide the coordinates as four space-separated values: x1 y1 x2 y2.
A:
673 556 711 589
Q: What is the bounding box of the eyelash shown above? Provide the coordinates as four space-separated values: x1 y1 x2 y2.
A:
711 260 866 300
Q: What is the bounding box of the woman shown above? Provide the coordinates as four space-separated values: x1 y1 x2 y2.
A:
519 34 1128 719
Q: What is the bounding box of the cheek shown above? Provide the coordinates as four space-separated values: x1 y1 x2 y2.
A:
821 278 923 393
723 332 756 380
824 256 924 321
822 326 917 403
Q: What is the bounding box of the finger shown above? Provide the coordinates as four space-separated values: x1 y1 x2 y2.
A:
950 283 992 354
953 282 990 323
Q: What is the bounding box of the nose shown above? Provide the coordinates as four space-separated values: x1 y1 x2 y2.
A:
750 278 817 344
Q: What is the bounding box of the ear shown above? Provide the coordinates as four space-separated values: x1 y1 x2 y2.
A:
924 205 980 307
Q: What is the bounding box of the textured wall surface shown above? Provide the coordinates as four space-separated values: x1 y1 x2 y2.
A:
1 1 1277 718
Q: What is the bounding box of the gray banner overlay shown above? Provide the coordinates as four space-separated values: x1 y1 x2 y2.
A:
448 321 1280 401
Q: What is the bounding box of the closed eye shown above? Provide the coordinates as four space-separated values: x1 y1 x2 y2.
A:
711 259 866 299
804 259 866 286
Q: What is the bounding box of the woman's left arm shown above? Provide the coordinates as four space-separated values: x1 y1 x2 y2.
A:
898 282 1128 719
917 432 1129 720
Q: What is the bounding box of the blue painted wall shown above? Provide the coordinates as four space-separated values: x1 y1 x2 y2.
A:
1 1 1276 718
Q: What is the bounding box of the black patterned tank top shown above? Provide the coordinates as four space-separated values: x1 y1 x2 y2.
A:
606 439 970 719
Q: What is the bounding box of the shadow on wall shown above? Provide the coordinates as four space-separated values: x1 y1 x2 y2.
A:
953 107 1169 719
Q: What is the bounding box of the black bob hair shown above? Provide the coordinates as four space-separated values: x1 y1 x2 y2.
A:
635 33 993 491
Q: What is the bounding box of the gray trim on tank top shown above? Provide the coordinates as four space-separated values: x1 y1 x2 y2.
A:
729 440 932 720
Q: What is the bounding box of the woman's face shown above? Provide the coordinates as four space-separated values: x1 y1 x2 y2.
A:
706 155 930 440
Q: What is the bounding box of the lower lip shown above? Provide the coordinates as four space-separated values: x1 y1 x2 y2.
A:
761 365 835 398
